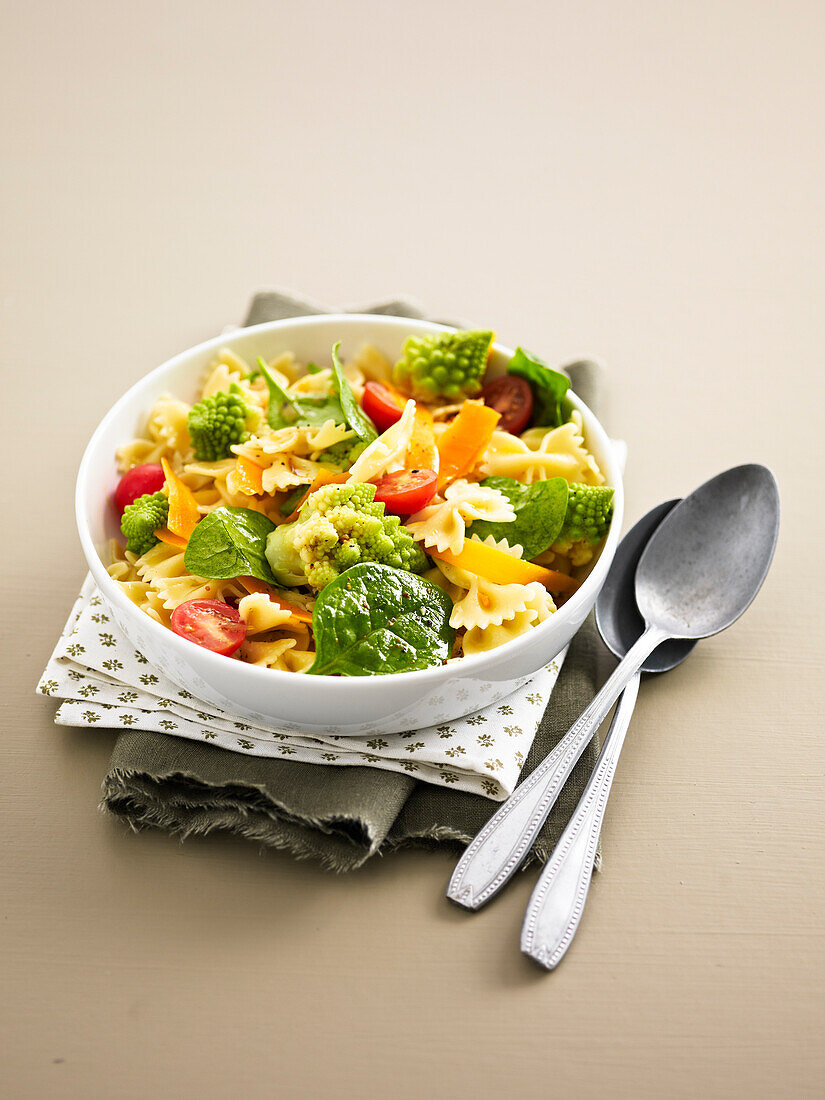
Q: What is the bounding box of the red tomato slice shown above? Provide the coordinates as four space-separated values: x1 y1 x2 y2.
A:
373 468 438 515
480 376 534 434
114 463 166 514
362 382 405 433
170 599 248 656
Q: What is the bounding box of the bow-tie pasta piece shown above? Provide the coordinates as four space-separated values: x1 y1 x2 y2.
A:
135 542 245 611
462 584 556 655
406 480 516 554
117 395 193 472
480 411 605 486
347 344 394 385
434 536 540 631
241 636 315 672
237 593 296 634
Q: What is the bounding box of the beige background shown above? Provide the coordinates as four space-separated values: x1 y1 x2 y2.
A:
2 1 824 1097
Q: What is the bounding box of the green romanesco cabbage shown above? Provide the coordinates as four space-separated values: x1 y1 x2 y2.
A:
265 482 428 590
187 388 253 461
558 484 614 545
121 491 169 557
392 329 494 402
316 436 369 471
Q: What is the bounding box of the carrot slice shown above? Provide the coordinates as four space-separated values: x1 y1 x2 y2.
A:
237 577 314 625
280 470 349 523
160 457 201 540
436 401 500 488
233 455 265 495
428 538 579 593
154 527 188 550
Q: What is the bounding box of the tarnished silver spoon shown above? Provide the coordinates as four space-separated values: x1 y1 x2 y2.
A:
448 466 780 925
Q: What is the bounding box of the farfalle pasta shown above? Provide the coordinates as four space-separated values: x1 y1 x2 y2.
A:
406 480 516 555
480 411 604 486
109 330 613 675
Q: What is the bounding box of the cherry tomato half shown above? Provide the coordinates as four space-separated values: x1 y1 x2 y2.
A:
170 599 248 656
373 468 438 516
361 381 405 433
480 376 534 434
114 463 166 514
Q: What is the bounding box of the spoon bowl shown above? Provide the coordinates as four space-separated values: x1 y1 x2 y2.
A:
635 465 780 640
595 499 697 672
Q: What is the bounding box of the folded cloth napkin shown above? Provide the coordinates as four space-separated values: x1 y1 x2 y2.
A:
42 291 614 871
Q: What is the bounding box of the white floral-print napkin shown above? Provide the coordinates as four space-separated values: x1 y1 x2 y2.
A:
38 575 565 800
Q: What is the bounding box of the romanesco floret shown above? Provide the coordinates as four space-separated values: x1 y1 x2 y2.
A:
392 329 494 402
187 389 251 461
265 482 428 590
558 484 614 545
121 491 169 557
317 437 369 471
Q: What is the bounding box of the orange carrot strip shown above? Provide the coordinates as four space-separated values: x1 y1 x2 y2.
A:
160 457 201 540
237 577 314 625
427 539 580 594
154 527 188 550
233 455 265 495
436 401 500 488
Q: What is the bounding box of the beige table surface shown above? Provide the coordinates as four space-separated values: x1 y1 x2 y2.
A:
2 2 824 1097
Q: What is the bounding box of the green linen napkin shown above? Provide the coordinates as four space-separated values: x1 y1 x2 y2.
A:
101 292 613 872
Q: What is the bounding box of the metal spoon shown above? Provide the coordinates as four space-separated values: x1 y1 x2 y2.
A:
447 501 692 910
448 465 780 914
518 500 696 968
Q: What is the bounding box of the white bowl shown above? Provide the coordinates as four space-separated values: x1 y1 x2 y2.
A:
76 315 623 735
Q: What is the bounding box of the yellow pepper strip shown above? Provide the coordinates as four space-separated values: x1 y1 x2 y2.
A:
427 538 580 594
406 403 438 471
281 470 349 524
233 455 265 495
154 527 188 550
436 401 500 488
160 456 201 540
237 577 314 625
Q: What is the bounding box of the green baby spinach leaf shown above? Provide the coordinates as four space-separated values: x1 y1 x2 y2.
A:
470 476 569 560
278 483 310 517
307 563 454 676
257 357 345 431
183 506 277 583
331 342 377 445
508 347 570 428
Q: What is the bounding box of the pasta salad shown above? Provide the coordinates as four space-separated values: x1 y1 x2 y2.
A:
109 330 613 676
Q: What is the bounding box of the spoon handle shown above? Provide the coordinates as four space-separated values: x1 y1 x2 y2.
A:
446 625 666 910
520 671 640 969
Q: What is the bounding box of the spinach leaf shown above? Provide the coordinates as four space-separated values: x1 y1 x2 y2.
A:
331 342 377 445
257 357 345 431
508 347 570 428
307 563 454 676
278 483 309 517
470 476 569 560
184 506 277 583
